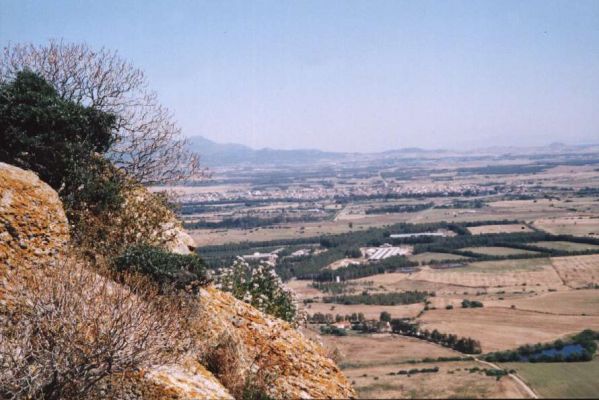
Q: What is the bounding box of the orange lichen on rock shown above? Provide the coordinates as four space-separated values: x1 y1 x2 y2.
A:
197 285 356 399
0 163 354 399
0 162 69 269
91 360 233 399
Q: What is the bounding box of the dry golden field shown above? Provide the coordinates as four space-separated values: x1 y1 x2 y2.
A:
320 333 460 368
409 252 469 264
532 216 599 236
532 240 599 251
551 254 599 288
467 224 532 235
484 289 599 315
418 307 599 352
460 246 539 256
348 361 531 399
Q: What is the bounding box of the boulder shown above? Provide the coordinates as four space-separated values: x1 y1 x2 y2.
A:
0 162 69 269
197 285 356 399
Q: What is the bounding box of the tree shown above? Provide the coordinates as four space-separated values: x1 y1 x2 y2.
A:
0 70 121 215
379 311 391 322
1 40 204 184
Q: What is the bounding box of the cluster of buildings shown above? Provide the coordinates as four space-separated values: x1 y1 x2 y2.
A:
363 244 411 260
173 181 495 205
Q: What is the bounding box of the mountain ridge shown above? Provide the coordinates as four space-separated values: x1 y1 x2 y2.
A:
188 135 599 167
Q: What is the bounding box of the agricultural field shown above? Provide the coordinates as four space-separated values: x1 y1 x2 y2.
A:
418 307 599 352
409 252 469 264
460 246 540 256
468 224 532 235
533 216 599 237
320 333 459 368
501 358 599 398
183 150 599 399
551 254 599 288
485 289 599 316
531 240 599 252
348 361 531 399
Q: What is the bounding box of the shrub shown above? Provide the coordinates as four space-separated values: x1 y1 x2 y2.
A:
215 259 297 323
0 70 121 216
462 299 484 308
0 258 192 399
113 244 209 292
380 311 392 322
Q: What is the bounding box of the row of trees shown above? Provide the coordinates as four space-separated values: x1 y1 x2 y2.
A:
322 291 431 306
391 319 482 354
483 330 598 363
365 202 433 215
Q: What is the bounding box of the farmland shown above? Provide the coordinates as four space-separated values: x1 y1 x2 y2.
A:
182 147 599 398
501 358 599 398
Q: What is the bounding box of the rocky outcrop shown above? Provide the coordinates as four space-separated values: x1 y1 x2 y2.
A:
0 162 69 269
0 163 354 399
92 360 234 399
197 286 356 399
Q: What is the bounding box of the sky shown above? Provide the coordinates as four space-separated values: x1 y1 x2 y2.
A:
1 0 599 152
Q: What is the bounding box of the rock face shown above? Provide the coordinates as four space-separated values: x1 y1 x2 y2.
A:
0 162 69 269
0 163 354 399
198 286 356 399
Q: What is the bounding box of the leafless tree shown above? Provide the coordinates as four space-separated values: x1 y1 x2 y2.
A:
0 40 205 184
0 260 196 400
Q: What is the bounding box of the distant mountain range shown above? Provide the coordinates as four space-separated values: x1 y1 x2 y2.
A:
188 136 599 167
188 136 345 166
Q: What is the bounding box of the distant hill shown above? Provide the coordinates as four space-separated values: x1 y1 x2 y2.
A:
188 136 344 166
188 136 599 167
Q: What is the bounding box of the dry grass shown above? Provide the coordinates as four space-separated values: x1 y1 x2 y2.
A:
418 307 599 352
551 254 599 288
468 224 532 235
348 361 530 399
319 333 460 369
533 216 599 237
532 240 599 252
485 289 599 316
0 258 194 399
501 358 599 399
461 246 539 256
409 252 469 264
403 263 564 290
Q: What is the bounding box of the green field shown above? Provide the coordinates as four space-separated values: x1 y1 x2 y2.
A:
461 246 540 256
459 258 552 273
501 358 599 398
409 252 469 264
531 241 599 252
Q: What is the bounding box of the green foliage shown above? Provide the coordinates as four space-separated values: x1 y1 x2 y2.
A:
484 329 598 363
0 70 120 215
390 319 482 354
380 311 392 322
365 202 433 214
323 290 431 306
320 325 348 336
113 245 209 291
461 299 484 308
344 247 362 258
390 366 439 376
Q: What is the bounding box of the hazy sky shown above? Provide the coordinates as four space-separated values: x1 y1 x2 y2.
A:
2 0 599 152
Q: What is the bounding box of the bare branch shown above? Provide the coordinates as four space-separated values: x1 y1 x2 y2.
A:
0 40 207 184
